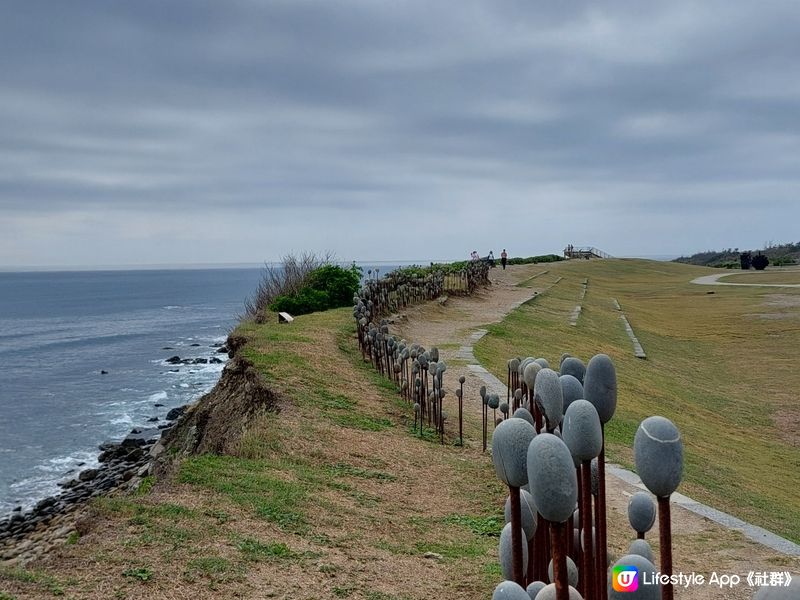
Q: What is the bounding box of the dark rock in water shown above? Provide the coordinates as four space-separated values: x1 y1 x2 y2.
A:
162 346 174 350
12 506 21 513
122 428 160 447
194 358 208 364
216 346 228 354
158 423 173 430
131 428 142 434
100 370 108 375
78 468 99 482
60 478 79 489
211 342 222 348
76 461 86 467
147 416 159 422
190 343 201 347
34 497 56 511
166 405 187 421
165 355 182 364
154 403 164 407
209 357 223 364
98 441 119 452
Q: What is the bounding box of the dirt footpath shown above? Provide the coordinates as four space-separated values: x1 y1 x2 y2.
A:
393 264 799 600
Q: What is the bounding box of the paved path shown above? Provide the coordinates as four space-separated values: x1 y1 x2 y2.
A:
691 273 800 288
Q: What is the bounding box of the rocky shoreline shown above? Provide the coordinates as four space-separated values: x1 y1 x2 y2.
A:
0 416 184 566
0 348 228 567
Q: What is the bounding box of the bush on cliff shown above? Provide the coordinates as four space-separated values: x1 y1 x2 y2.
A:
269 264 361 316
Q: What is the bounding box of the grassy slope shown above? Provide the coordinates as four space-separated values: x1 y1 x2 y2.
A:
719 270 800 285
1 309 505 600
474 259 800 543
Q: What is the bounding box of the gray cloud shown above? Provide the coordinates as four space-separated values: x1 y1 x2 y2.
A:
1 0 799 266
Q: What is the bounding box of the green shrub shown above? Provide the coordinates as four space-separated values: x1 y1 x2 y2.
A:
507 254 564 265
268 264 362 316
752 253 769 270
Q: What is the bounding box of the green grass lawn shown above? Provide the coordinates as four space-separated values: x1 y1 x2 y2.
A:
474 258 800 543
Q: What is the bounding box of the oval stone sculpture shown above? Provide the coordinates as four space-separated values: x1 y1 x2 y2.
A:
493 418 537 488
754 577 800 599
562 400 602 462
519 357 536 379
493 580 530 600
559 353 572 367
523 362 542 392
608 554 660 599
534 357 550 369
509 358 521 375
488 394 501 410
500 402 510 416
533 368 564 429
590 458 599 496
512 407 535 427
480 385 487 400
560 356 585 384
627 492 656 534
526 581 546 600
499 522 529 581
458 375 466 384
548 556 579 588
634 416 684 498
559 374 584 413
531 583 583 599
583 353 617 424
505 488 538 541
628 539 654 562
527 433 578 523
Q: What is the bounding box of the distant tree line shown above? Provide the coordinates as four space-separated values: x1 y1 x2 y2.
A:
674 241 800 269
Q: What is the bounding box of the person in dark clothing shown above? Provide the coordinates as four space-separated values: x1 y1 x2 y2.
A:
500 249 508 270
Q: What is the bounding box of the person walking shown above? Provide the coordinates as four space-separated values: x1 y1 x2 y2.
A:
488 250 495 267
500 249 508 270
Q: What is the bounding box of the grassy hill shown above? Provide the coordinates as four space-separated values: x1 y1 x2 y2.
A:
475 258 800 544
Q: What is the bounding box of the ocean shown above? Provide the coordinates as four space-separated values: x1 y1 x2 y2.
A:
0 263 408 516
0 267 264 514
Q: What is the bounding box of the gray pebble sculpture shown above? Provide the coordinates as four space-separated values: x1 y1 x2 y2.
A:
500 402 510 416
499 522 530 581
582 354 617 424
512 407 535 427
488 394 501 410
628 539 654 562
533 368 564 429
753 578 800 599
504 488 538 541
633 416 684 498
458 375 466 384
627 492 656 534
534 357 550 369
561 400 603 462
527 433 578 523
608 554 660 599
548 556 579 588
532 583 583 599
526 581 546 600
493 580 530 600
492 418 537 488
523 362 542 391
559 374 584 412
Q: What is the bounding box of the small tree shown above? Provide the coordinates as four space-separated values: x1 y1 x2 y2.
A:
740 251 752 270
752 253 769 271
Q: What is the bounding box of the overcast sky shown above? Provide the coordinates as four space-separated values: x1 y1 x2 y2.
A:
2 1 799 268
